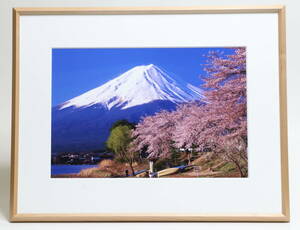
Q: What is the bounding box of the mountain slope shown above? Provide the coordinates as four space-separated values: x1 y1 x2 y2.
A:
59 64 203 110
52 64 203 153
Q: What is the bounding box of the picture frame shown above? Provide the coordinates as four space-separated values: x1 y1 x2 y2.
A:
10 6 289 222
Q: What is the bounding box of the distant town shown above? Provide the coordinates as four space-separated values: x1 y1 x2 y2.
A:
51 152 113 165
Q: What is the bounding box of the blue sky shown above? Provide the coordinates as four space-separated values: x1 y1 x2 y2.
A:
52 47 235 106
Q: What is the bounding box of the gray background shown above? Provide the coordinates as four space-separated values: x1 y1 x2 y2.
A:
0 0 299 229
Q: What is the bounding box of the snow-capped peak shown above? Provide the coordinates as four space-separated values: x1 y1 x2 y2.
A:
59 64 203 110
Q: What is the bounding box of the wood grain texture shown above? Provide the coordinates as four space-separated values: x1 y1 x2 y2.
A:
10 8 20 222
10 6 289 222
13 5 284 15
10 213 289 222
278 6 290 221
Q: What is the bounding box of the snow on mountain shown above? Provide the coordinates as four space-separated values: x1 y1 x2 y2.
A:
59 64 203 111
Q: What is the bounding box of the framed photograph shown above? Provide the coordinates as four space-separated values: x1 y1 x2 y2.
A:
10 6 289 222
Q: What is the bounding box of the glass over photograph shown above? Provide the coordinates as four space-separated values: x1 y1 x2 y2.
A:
51 47 247 178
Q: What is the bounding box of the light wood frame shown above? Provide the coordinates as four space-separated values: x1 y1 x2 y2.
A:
10 5 289 222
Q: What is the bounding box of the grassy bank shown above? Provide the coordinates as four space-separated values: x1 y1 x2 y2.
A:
52 153 247 178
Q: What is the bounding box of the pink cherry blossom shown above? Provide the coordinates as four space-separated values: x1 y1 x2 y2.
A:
132 48 247 176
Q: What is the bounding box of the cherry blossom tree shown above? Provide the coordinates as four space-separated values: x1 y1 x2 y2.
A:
132 48 247 177
131 110 176 161
173 48 247 176
201 48 247 175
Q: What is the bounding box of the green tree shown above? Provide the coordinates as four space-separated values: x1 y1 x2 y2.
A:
110 119 135 131
107 125 137 175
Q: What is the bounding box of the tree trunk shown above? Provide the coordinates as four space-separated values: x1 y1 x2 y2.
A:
232 160 244 177
120 150 135 176
226 152 245 177
240 151 248 163
187 152 191 165
129 162 135 176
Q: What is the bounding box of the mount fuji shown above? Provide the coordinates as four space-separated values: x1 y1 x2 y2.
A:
52 64 203 153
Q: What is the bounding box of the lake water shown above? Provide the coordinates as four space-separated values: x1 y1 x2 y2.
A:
51 164 97 175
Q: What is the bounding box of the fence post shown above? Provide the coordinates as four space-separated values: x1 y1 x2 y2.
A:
149 160 154 177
